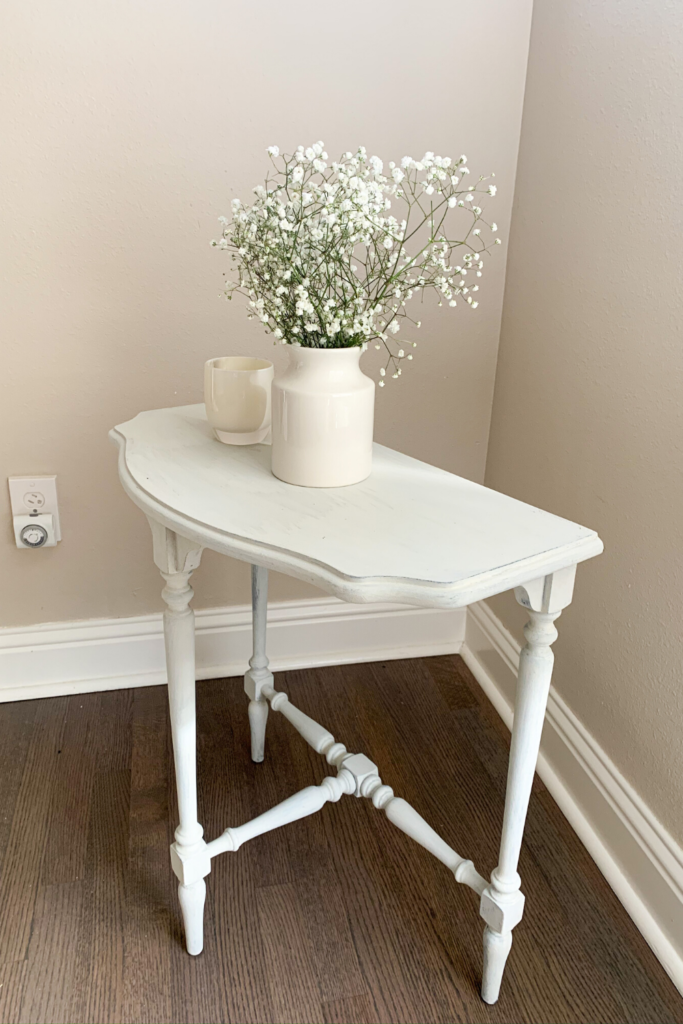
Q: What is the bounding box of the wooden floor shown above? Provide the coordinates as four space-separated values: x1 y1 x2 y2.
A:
0 655 681 1024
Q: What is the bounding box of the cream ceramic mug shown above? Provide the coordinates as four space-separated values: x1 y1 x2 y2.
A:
204 356 274 444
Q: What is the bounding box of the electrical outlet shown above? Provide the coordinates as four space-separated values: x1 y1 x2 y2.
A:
8 476 61 541
13 513 58 549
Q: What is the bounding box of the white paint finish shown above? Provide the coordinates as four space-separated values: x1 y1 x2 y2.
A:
266 687 335 756
206 780 350 859
0 0 534 629
484 0 683 850
113 408 601 998
154 526 209 955
271 347 375 487
177 880 206 957
463 600 683 996
110 404 602 607
0 597 465 702
479 585 569 1003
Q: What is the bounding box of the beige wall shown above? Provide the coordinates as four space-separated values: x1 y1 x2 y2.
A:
485 0 683 841
1 0 532 627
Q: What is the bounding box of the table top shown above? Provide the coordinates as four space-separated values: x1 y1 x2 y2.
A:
110 405 602 608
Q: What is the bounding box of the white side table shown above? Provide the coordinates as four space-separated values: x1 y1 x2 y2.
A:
111 404 603 1005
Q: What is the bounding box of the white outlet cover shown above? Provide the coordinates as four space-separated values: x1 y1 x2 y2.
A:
8 476 61 541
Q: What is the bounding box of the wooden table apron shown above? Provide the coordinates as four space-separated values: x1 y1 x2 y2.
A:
110 405 603 1006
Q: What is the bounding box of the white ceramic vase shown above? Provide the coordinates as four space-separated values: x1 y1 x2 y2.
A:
271 345 375 487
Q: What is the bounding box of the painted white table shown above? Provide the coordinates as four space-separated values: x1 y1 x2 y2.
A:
111 403 603 1005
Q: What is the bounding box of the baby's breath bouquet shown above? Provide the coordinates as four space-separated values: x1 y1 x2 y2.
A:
213 142 500 384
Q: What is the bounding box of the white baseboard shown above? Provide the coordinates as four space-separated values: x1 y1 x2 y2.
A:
0 597 465 703
462 600 683 996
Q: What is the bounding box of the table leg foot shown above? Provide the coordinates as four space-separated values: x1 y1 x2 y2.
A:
248 697 269 763
178 879 206 955
482 925 513 1004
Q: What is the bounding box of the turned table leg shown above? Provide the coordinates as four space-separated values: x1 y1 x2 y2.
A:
149 520 210 955
480 566 576 1004
244 565 273 763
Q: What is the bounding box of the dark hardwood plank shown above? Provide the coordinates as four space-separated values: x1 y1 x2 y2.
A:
424 654 481 713
74 769 130 1024
0 960 26 1024
121 686 173 1024
0 702 36 872
96 688 134 772
19 881 83 1024
41 691 102 885
295 860 369 1004
323 992 379 1024
256 881 325 1024
0 697 68 964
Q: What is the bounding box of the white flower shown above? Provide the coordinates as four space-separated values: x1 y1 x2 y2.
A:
215 141 498 386
379 379 385 387
380 367 386 376
488 185 497 196
491 222 498 232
